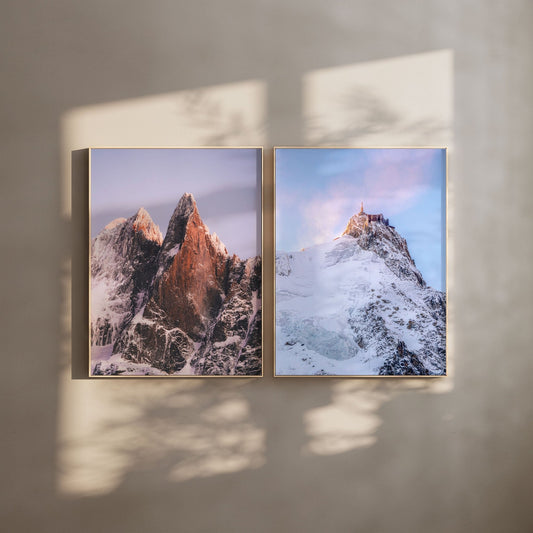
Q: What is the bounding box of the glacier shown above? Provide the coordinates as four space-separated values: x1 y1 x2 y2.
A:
275 208 446 376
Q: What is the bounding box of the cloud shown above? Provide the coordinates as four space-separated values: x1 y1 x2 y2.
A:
297 149 438 249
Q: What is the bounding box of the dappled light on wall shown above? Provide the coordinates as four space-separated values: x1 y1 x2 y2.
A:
168 393 265 483
303 50 453 147
302 377 454 457
58 381 265 496
60 79 267 217
62 79 267 148
299 50 454 457
59 80 266 496
302 382 388 455
59 52 456 491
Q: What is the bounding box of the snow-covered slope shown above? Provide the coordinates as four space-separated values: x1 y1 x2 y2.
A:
275 210 445 376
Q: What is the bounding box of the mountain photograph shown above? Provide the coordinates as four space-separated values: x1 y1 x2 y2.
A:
275 148 446 376
89 148 262 376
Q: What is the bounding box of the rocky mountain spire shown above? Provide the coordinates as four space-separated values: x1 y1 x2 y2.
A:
146 193 232 341
90 207 163 346
132 207 163 245
106 193 261 376
161 193 199 253
151 193 227 284
341 207 424 286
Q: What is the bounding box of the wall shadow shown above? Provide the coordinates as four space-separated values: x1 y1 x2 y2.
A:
71 149 90 379
60 49 454 506
3 2 532 532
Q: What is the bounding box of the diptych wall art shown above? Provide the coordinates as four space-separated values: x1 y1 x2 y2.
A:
274 147 446 376
89 147 262 377
87 145 447 378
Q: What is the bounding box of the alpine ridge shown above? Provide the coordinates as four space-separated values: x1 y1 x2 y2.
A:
91 193 261 376
275 204 445 376
90 208 163 347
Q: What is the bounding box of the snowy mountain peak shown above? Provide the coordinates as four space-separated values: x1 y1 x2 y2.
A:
135 206 150 217
161 192 200 252
339 205 424 287
176 192 197 214
171 192 198 225
100 193 260 376
342 204 391 238
131 207 163 245
91 208 163 347
275 203 445 376
91 191 262 376
104 217 127 231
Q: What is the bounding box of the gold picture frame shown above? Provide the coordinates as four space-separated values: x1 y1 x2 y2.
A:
273 146 448 378
88 146 263 378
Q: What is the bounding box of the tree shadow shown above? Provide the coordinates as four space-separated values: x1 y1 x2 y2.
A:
9 12 471 532
6 0 533 530
305 85 450 146
62 54 455 532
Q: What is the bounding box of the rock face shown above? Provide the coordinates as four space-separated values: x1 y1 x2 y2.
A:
147 194 232 342
342 207 425 287
190 256 262 375
91 193 262 376
275 207 445 376
379 341 431 376
90 208 163 346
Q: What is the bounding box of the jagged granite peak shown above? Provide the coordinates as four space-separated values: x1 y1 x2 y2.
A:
146 203 233 341
155 192 229 277
132 207 164 245
106 195 261 376
90 208 163 347
161 193 200 254
104 217 127 231
92 208 163 272
342 205 424 287
276 207 445 376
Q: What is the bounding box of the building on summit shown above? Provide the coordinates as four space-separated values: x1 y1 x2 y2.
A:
358 201 391 227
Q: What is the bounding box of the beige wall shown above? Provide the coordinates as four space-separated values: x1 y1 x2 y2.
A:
1 1 532 532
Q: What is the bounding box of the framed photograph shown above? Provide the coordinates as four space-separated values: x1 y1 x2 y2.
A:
274 147 447 377
89 147 262 377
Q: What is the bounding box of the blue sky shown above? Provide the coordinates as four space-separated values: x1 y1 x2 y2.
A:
275 148 446 291
91 148 261 258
